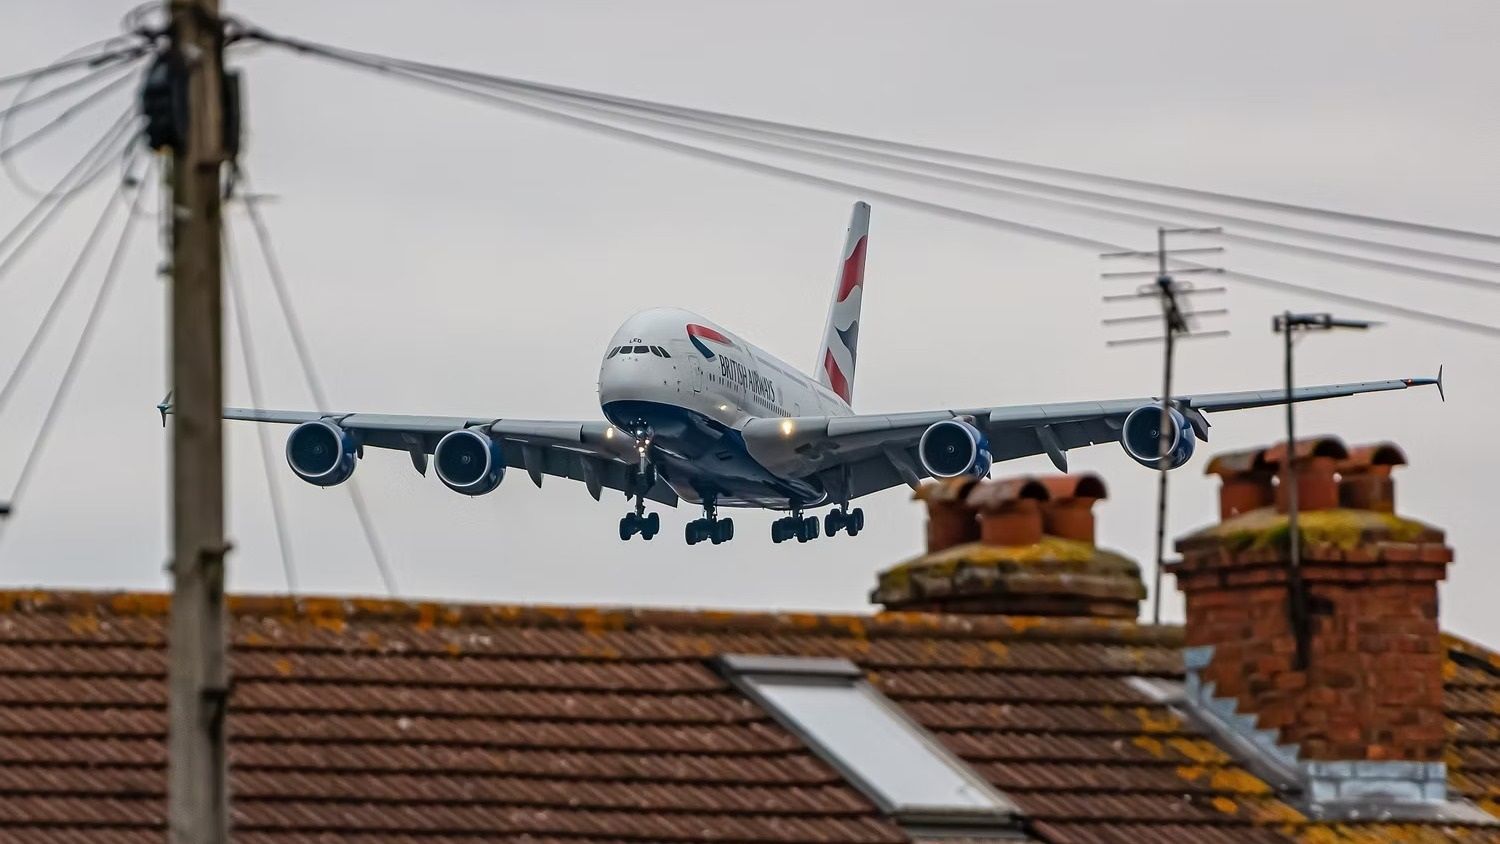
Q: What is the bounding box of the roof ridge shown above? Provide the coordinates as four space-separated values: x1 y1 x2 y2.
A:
0 589 1185 646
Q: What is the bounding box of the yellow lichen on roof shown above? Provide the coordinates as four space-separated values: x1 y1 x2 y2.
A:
1132 735 1166 758
1211 795 1239 815
1168 736 1233 765
0 588 1185 646
1296 824 1500 843
885 536 1140 579
1210 766 1274 796
1187 507 1434 552
1133 705 1182 734
1245 798 1305 824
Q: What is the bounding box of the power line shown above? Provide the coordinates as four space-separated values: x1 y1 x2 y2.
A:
0 45 147 91
235 178 398 597
320 38 1500 277
241 26 1500 250
0 167 130 420
257 39 1500 340
0 58 140 126
0 64 143 165
0 107 138 286
223 230 298 595
454 79 1500 293
0 156 148 528
568 95 1500 279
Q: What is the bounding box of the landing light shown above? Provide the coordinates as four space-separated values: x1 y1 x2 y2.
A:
718 404 729 411
605 427 614 439
780 419 794 437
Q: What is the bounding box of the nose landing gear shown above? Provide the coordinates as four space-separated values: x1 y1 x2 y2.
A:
619 427 660 541
686 496 734 545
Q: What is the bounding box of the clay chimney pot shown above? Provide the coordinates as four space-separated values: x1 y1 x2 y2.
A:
1264 437 1349 514
1035 474 1108 544
913 477 981 553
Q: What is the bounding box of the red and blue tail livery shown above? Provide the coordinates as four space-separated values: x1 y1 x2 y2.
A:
687 323 732 359
816 201 869 406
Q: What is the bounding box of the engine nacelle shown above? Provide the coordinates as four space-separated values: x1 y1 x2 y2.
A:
1120 404 1196 470
286 420 358 486
919 419 993 479
434 429 506 495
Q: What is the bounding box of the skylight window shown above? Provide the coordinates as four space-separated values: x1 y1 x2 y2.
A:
717 655 1019 826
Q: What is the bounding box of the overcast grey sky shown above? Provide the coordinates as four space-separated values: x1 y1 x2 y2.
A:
1 1 1496 639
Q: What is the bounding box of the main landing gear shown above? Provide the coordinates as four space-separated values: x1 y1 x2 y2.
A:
686 497 734 545
825 506 865 537
772 505 864 544
619 426 660 541
619 508 660 541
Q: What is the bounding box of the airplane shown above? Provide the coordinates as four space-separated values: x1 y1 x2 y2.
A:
201 202 1442 546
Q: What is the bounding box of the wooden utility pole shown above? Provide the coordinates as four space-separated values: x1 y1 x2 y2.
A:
164 0 230 840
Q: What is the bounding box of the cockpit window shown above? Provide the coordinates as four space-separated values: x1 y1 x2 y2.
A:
632 345 650 354
606 346 621 358
650 345 670 358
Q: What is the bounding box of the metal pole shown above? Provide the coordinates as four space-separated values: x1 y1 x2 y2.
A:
1282 311 1309 670
1150 231 1173 624
165 0 230 840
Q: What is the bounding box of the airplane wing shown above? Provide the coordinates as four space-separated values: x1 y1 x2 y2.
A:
215 407 679 506
739 375 1442 502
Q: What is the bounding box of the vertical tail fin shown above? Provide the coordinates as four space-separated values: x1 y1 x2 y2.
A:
816 201 869 408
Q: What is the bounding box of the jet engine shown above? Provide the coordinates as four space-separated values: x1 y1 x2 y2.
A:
919 418 992 479
286 420 358 486
434 429 506 495
1120 404 1196 470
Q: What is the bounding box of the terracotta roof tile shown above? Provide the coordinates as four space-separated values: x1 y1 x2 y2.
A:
0 590 1494 843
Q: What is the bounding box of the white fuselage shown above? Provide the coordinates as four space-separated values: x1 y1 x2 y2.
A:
596 307 851 507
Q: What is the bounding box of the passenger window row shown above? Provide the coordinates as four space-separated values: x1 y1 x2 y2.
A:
606 345 672 358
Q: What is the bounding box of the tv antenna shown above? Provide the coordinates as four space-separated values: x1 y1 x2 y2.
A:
1271 311 1379 670
1101 227 1226 625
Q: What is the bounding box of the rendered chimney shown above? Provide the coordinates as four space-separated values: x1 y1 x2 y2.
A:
1170 437 1453 806
873 473 1143 619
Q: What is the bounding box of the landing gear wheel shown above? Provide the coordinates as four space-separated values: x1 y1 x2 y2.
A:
823 507 865 537
712 518 734 545
621 511 655 541
796 516 820 543
686 497 733 546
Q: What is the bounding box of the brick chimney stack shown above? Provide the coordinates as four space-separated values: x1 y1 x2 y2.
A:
1171 437 1452 806
872 473 1143 619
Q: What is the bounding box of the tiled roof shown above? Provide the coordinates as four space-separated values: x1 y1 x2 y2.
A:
0 591 1495 842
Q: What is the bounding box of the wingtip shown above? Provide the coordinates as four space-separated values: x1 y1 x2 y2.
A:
156 391 173 427
1402 366 1445 402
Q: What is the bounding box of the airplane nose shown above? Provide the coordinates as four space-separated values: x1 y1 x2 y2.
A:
599 354 663 405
